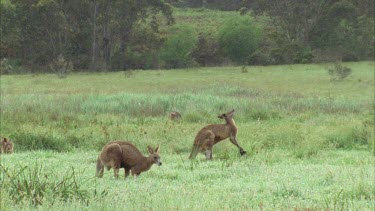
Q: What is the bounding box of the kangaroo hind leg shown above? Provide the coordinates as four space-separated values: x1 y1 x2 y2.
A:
204 132 215 160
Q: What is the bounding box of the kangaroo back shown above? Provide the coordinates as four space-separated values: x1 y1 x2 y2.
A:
96 142 123 178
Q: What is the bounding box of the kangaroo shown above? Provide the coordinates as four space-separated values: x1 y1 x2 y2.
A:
96 141 161 179
0 137 14 154
189 109 246 160
168 111 182 121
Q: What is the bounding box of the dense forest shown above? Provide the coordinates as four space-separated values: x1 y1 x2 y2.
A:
0 0 374 73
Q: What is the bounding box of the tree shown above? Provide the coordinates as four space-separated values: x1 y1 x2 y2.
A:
247 0 374 62
248 0 334 45
1 0 174 72
160 24 198 68
217 16 261 64
92 0 174 69
310 0 374 60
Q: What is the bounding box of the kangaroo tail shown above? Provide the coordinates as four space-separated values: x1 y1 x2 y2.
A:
188 144 199 159
96 156 104 177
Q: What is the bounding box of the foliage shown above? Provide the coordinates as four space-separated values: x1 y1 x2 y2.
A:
217 16 261 64
248 0 374 63
160 24 198 68
1 1 374 71
0 0 173 72
310 1 368 61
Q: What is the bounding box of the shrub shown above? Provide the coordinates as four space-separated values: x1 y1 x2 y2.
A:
327 63 352 80
160 24 198 69
191 34 222 67
50 54 73 78
217 16 261 64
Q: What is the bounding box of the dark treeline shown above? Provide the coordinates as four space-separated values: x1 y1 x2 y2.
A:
0 0 373 73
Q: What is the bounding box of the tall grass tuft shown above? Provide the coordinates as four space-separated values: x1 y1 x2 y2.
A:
0 163 102 206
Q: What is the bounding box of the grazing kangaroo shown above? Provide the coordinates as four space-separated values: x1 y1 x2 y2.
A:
169 111 182 121
189 109 246 160
0 137 14 154
96 141 161 179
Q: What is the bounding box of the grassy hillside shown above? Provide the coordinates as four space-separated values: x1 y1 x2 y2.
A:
0 62 374 209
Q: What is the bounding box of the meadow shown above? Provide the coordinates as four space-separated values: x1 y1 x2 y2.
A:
0 62 374 210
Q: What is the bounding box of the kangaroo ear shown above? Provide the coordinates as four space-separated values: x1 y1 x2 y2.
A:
147 145 154 154
155 145 160 153
218 114 226 119
227 110 235 118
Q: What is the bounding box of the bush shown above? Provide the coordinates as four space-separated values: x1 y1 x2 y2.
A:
160 24 198 69
191 34 222 67
217 16 261 64
49 54 73 78
327 63 352 80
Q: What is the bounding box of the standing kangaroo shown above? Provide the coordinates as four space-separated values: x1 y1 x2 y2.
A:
189 109 246 160
96 141 161 179
0 137 14 154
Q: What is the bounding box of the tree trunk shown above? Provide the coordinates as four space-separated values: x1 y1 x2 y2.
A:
90 0 99 71
102 0 112 71
119 26 132 70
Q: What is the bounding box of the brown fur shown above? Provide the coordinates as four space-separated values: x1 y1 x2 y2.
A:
189 109 246 160
168 111 182 121
0 137 14 154
96 141 161 179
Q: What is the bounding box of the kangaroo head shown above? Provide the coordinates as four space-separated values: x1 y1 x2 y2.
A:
218 109 235 120
147 145 162 166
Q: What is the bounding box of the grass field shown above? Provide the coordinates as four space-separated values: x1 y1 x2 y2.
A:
0 62 374 210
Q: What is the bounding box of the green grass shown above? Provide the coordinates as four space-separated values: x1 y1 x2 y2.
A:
0 62 374 209
1 150 374 210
